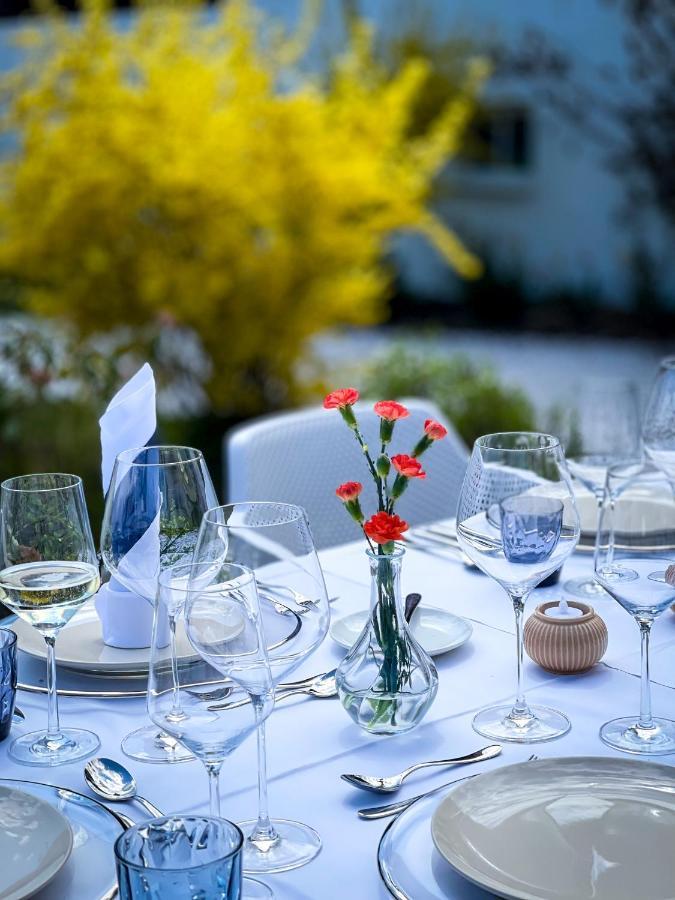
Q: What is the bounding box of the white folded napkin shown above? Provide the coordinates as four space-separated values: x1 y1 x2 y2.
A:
99 362 157 494
96 363 167 649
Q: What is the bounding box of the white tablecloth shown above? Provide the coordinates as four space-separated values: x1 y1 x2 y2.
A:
3 536 675 899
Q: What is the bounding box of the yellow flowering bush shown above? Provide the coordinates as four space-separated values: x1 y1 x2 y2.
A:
0 0 486 414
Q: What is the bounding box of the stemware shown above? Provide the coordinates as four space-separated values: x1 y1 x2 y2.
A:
594 461 675 754
100 445 218 764
151 561 274 900
457 433 580 742
643 355 675 486
195 502 330 874
565 377 641 598
0 473 101 765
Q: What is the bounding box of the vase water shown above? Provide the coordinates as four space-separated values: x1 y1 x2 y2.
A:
336 547 438 735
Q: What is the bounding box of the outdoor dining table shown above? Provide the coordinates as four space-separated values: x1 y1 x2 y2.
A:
3 529 675 899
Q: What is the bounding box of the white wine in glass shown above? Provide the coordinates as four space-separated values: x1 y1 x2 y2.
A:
0 473 101 766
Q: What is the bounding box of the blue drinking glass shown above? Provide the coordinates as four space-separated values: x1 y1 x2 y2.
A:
500 496 564 564
115 816 243 900
0 629 17 742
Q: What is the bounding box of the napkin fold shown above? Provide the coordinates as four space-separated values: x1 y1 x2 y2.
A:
96 364 167 649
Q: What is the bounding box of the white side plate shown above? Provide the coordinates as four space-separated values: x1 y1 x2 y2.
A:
331 605 472 657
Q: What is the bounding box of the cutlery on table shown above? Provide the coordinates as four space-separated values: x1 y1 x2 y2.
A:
84 757 163 818
258 580 340 611
358 754 537 820
208 668 337 711
341 744 501 794
12 706 25 722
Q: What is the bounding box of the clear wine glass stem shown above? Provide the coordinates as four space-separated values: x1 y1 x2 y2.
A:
44 635 62 743
205 761 223 817
638 619 655 731
166 614 184 722
249 717 278 848
510 594 531 719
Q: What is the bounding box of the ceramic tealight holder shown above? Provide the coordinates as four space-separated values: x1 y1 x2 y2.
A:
524 599 608 675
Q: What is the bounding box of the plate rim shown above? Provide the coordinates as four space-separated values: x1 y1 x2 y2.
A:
0 777 124 900
0 783 74 900
330 605 473 656
430 755 675 900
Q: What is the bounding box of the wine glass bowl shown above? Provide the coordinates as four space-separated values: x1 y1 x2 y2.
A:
595 461 675 755
457 433 580 743
195 502 330 874
643 356 675 483
564 377 642 599
0 473 101 765
100 445 219 764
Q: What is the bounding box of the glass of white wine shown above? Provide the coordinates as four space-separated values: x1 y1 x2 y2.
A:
0 473 101 766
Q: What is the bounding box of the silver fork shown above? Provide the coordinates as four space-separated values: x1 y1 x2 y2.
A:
358 754 539 820
257 581 338 616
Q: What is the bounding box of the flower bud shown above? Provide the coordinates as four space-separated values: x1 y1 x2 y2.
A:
391 473 409 500
376 454 390 477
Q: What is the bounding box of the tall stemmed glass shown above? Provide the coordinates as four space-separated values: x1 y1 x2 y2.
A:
565 378 641 598
594 461 675 754
100 445 218 763
0 473 101 765
195 502 330 874
152 561 274 900
643 356 675 487
457 433 580 742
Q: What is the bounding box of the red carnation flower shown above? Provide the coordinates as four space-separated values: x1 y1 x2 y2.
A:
424 419 448 441
364 511 409 545
324 388 360 409
391 454 426 479
373 400 409 421
335 481 362 502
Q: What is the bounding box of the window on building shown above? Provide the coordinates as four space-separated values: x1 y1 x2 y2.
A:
461 107 531 169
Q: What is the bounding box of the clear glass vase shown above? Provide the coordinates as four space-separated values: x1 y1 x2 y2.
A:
336 547 438 735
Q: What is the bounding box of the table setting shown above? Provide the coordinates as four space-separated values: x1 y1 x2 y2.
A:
0 364 674 900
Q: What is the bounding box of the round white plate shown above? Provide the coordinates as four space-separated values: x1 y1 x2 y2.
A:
0 785 73 899
0 779 123 899
10 600 195 676
431 756 675 900
330 605 472 657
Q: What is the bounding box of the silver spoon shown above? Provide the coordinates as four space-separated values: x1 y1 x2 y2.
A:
358 753 537 820
207 669 337 711
84 757 163 818
341 744 502 794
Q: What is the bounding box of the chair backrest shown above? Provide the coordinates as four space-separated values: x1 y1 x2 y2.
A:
225 398 469 549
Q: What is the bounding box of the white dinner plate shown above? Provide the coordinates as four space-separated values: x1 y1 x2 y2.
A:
10 600 196 676
0 779 123 899
330 605 472 657
0 785 73 899
431 756 675 900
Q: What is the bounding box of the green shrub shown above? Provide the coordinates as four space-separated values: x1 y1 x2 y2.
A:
361 345 535 447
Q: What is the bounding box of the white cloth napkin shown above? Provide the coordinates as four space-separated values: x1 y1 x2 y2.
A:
99 362 157 494
96 363 167 649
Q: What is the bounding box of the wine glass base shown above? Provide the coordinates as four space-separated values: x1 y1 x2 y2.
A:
563 576 607 599
121 725 193 764
9 727 100 766
600 716 675 755
239 818 321 874
244 877 273 899
473 703 570 743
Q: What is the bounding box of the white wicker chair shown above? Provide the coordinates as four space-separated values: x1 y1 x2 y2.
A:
225 398 469 549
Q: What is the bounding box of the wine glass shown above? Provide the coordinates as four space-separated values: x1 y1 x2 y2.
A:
594 461 675 754
195 502 330 874
565 377 642 599
643 356 675 486
100 445 219 763
0 473 101 765
457 433 580 742
152 561 274 900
